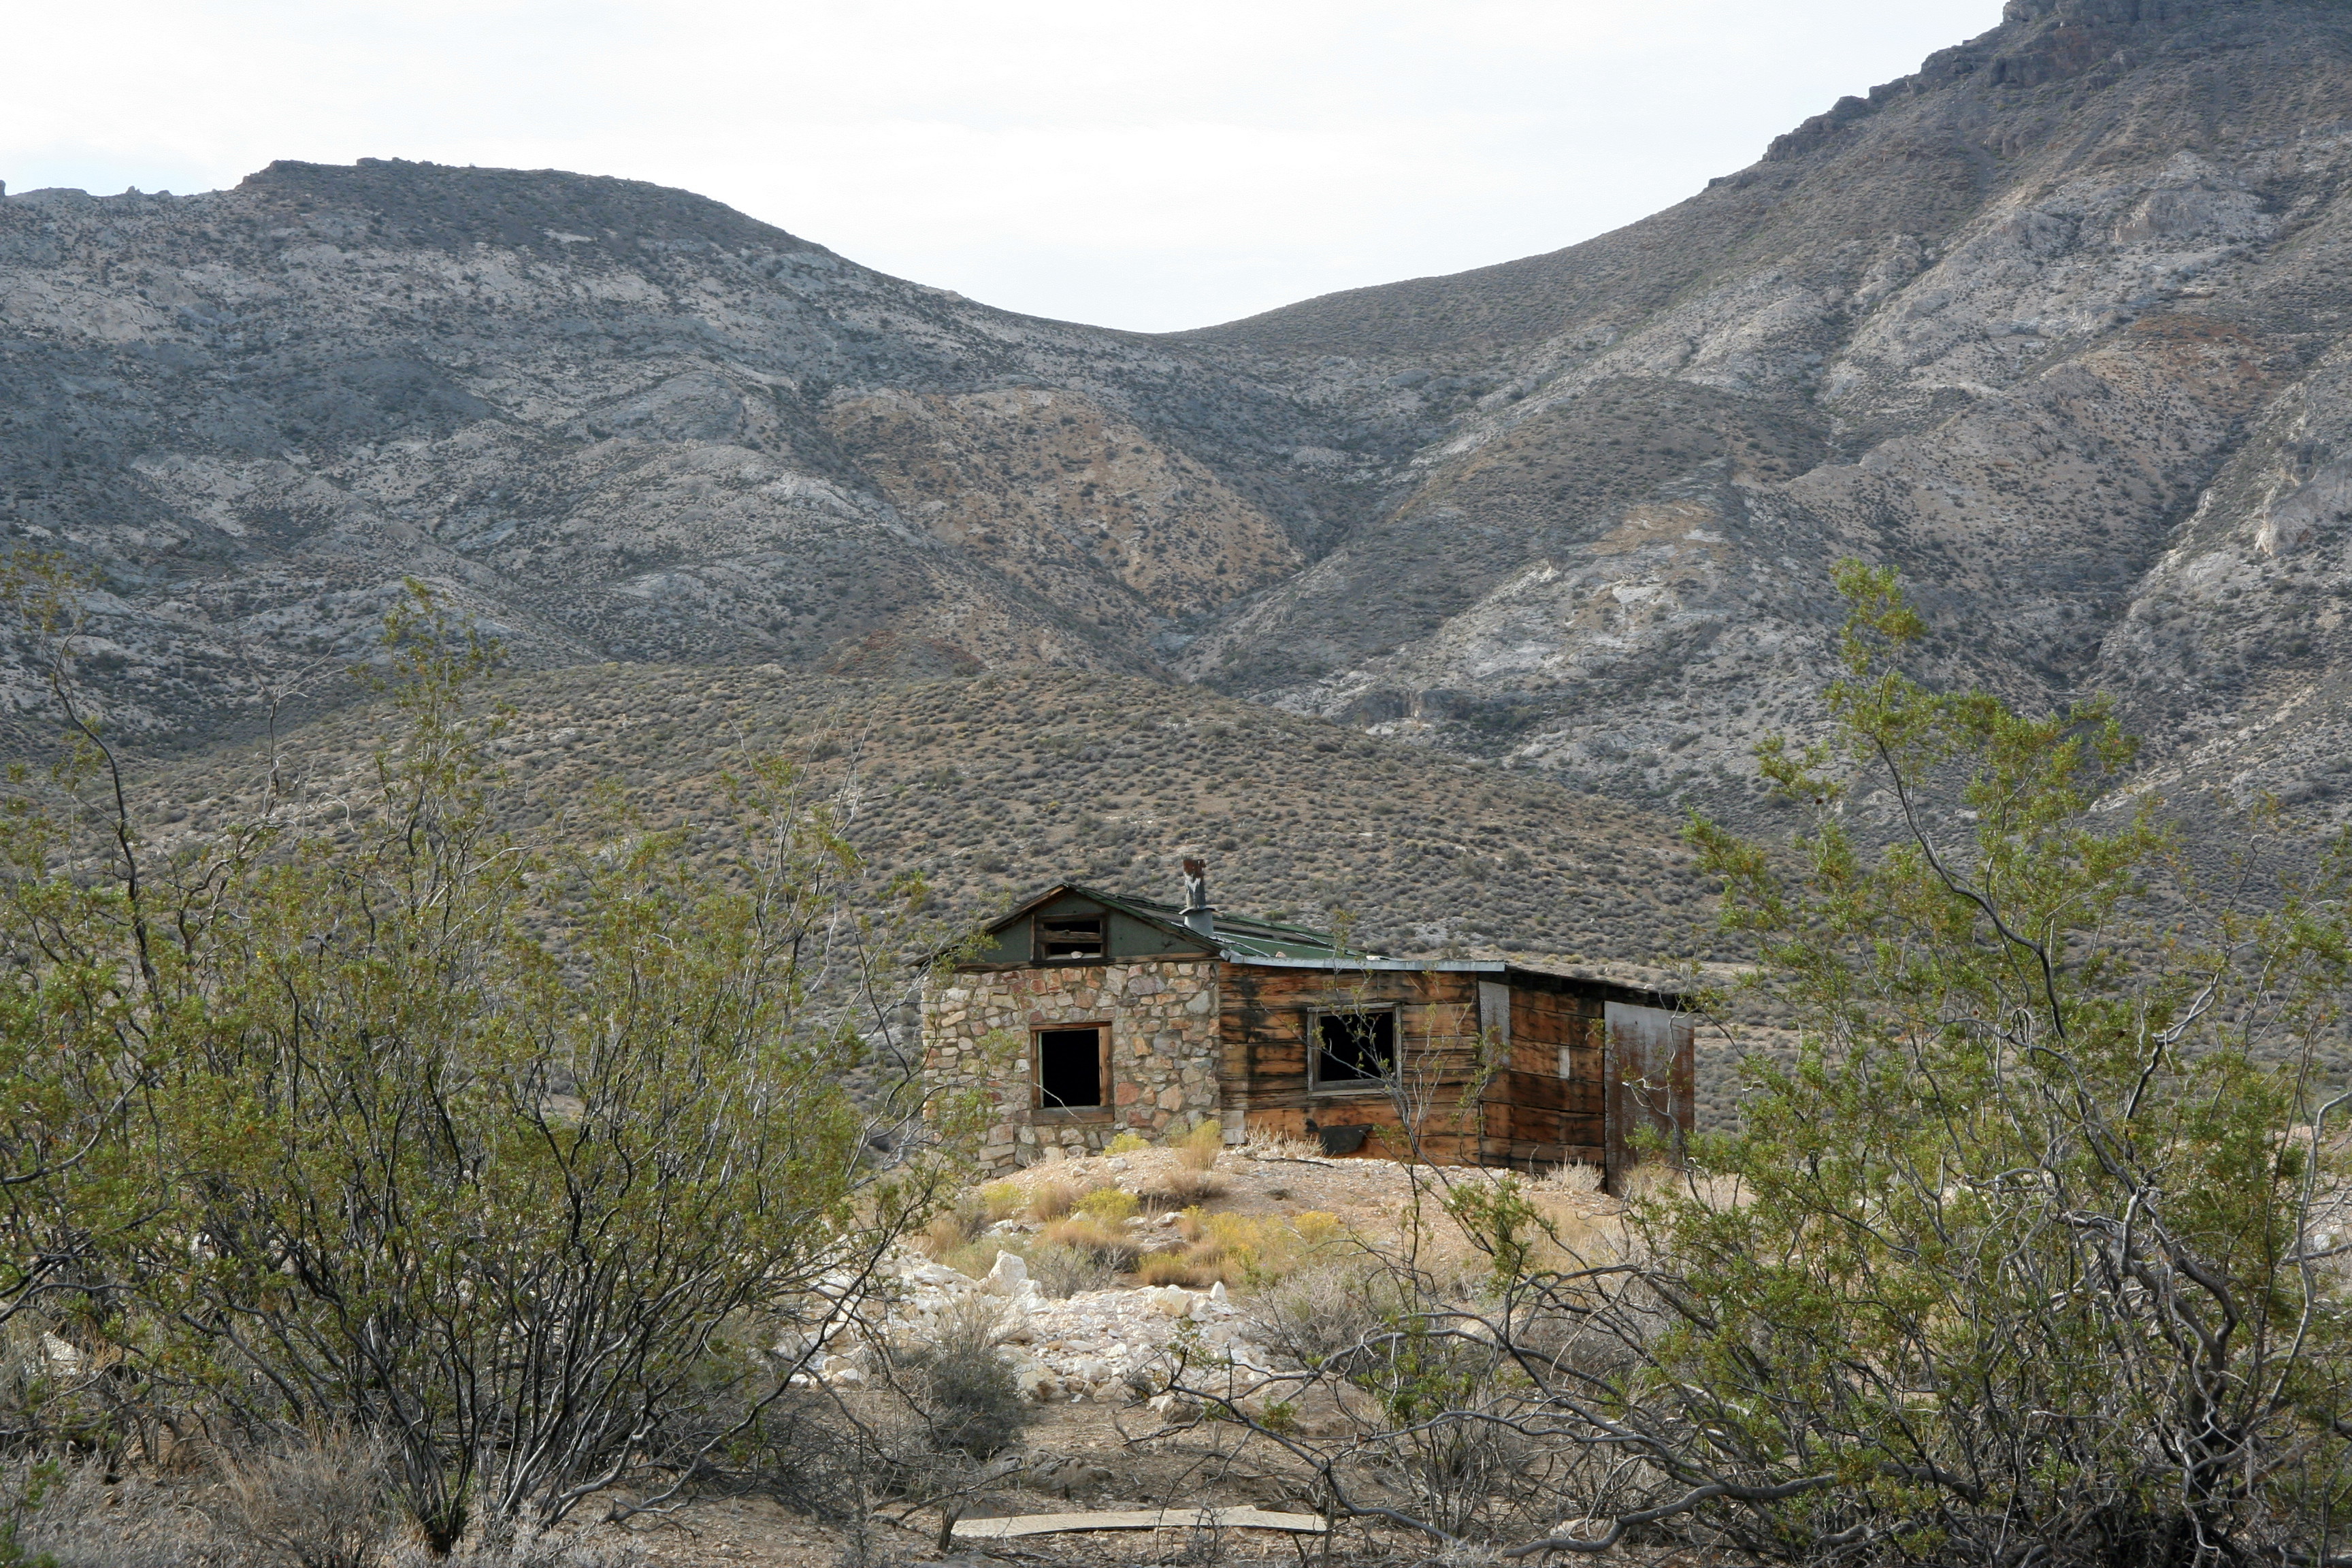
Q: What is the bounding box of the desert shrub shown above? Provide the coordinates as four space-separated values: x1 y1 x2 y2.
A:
900 1298 1027 1461
1173 1120 1224 1173
214 1426 395 1568
1535 1161 1601 1194
1073 1187 1139 1224
12 1460 217 1568
1026 1179 1078 1222
1105 1132 1151 1155
1039 1216 1142 1273
977 1182 1024 1222
1022 1243 1120 1299
0 578 970 1553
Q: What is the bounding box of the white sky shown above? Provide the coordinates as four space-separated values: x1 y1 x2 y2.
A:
5 1 2006 333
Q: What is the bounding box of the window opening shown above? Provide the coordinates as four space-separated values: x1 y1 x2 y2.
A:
1037 914 1105 961
1036 1026 1105 1109
1314 1009 1396 1088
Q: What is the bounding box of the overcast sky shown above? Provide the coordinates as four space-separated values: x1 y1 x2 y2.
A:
7 1 2005 333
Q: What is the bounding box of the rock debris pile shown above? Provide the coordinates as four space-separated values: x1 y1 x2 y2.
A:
809 1249 1279 1407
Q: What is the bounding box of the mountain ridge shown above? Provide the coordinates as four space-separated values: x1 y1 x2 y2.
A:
3 0 2350 844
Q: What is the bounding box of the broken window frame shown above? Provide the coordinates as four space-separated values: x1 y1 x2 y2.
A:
1307 1005 1400 1096
1032 1022 1111 1114
1034 912 1107 963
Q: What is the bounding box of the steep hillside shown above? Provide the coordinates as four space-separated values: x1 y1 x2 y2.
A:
8 0 2352 842
1177 0 2352 832
0 161 1373 743
134 664 1721 970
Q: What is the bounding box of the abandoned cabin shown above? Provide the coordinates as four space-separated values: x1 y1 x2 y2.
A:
922 863 1693 1188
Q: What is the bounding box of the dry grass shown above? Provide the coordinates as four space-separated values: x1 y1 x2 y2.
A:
1537 1161 1603 1195
1144 1167 1226 1209
1240 1126 1325 1162
216 1425 395 1568
916 1194 988 1260
1143 1208 1346 1288
1173 1120 1223 1173
1039 1215 1144 1273
1027 1178 1079 1222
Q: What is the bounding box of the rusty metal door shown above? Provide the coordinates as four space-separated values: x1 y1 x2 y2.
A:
1603 1002 1693 1192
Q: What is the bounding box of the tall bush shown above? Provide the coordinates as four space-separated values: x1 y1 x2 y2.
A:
1166 564 2352 1566
0 571 973 1552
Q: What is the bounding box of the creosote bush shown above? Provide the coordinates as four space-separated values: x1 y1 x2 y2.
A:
1157 564 2352 1567
0 567 978 1559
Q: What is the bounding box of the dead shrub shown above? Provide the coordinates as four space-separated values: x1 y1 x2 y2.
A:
1039 1215 1141 1273
1247 1260 1399 1371
1536 1162 1602 1195
1173 1120 1224 1173
1026 1178 1078 1222
1024 1242 1121 1298
899 1296 1028 1461
12 1459 217 1568
215 1425 396 1568
1240 1126 1322 1162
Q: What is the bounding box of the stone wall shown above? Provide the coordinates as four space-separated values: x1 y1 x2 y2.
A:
924 960 1222 1171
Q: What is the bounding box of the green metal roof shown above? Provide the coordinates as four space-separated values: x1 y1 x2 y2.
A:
987 883 1384 964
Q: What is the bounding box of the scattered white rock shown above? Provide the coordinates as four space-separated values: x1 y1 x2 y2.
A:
983 1250 1028 1295
866 1252 1269 1405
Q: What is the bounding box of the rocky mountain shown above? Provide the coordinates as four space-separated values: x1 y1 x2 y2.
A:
7 0 2352 836
1179 0 2352 830
0 161 1361 742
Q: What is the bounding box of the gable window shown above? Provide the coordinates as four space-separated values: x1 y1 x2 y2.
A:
1036 914 1105 961
1311 1007 1397 1093
1035 1026 1107 1110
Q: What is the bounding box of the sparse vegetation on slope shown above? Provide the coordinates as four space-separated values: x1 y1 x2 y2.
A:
135 662 1727 970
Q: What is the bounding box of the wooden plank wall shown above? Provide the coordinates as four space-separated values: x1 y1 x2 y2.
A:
1482 984 1605 1170
1220 965 1620 1171
1220 968 1490 1164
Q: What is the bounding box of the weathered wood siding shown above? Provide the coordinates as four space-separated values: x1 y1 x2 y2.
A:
1220 966 1492 1164
1488 981 1607 1170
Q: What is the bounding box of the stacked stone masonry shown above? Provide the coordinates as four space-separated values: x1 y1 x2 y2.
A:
926 960 1222 1171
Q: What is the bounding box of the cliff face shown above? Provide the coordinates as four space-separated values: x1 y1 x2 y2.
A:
5 0 2352 833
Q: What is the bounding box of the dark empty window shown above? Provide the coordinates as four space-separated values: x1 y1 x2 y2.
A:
1037 915 1105 961
1314 1009 1396 1089
1036 1027 1105 1109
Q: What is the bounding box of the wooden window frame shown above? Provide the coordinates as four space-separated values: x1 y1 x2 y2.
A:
1034 913 1108 964
1307 1004 1400 1097
1032 1022 1112 1117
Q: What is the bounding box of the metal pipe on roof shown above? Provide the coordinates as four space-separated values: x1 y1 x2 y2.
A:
1180 856 1215 938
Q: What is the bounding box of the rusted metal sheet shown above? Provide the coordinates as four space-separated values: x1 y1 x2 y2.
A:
1603 1001 1695 1191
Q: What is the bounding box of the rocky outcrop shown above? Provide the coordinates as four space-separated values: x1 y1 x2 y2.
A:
0 160 1351 742
1179 0 2352 834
